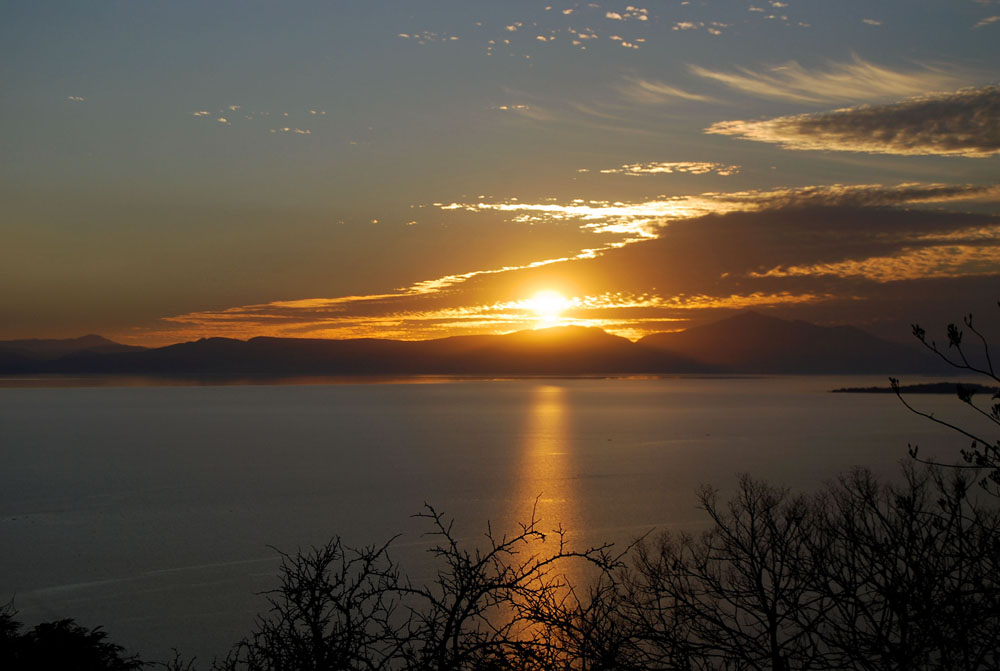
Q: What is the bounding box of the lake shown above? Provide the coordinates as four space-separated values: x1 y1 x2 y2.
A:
0 375 974 663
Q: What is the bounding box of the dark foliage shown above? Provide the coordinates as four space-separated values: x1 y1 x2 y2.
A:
0 602 143 671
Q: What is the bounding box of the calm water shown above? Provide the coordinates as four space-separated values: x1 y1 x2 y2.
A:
0 376 973 663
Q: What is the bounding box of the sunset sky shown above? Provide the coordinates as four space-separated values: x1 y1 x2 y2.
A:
3 0 999 345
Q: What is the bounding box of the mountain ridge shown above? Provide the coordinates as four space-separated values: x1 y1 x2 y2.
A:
0 313 946 377
638 311 933 373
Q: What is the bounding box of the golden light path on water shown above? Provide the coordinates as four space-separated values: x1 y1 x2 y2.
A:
512 385 593 595
516 385 575 528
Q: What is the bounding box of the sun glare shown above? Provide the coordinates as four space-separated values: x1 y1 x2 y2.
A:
526 290 571 322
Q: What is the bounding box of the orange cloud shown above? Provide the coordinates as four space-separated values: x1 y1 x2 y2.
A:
752 245 1000 282
132 183 999 346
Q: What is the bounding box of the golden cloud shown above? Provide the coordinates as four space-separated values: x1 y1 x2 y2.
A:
690 56 965 104
752 245 1000 283
599 161 740 176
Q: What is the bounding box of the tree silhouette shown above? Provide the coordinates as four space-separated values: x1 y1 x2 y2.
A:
216 503 623 671
892 302 1000 493
0 602 143 671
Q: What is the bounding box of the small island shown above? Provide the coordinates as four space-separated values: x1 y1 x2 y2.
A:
831 382 999 394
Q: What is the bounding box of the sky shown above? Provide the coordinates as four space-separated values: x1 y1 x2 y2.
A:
2 0 999 346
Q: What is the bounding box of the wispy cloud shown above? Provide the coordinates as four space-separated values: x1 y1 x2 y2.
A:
620 77 717 104
974 15 1000 28
753 245 1000 283
66 95 86 102
689 55 966 104
706 85 1000 157
599 161 740 176
710 181 1000 208
438 182 1000 238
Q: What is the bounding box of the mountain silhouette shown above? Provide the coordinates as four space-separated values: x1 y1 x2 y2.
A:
0 314 943 377
638 311 933 374
0 335 147 373
0 334 144 358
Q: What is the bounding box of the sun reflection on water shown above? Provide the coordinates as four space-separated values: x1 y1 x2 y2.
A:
515 384 577 535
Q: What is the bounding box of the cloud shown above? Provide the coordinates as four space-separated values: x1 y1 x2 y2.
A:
752 245 1000 283
149 198 1000 343
398 30 460 44
438 182 1000 239
706 85 1000 157
191 104 325 136
709 181 1000 208
620 77 717 104
67 95 86 102
689 56 966 104
599 161 741 176
606 6 648 21
974 15 1000 28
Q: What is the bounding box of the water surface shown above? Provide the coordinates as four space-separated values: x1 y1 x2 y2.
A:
0 376 972 662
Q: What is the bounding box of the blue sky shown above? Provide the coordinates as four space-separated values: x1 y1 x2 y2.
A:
2 1 998 343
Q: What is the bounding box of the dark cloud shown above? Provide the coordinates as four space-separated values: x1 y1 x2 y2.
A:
451 204 1000 331
713 182 1000 209
706 85 1000 157
153 197 1000 342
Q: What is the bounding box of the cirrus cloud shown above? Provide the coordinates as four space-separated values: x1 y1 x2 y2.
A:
689 56 966 104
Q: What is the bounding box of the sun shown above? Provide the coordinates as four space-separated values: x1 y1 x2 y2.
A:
525 290 571 322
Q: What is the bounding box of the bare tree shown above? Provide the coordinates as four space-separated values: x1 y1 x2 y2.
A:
808 466 1000 671
215 537 406 671
216 503 623 671
893 302 1000 493
398 503 623 671
627 476 828 671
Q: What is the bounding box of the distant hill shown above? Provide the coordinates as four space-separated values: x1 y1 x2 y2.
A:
36 326 702 377
638 311 937 374
0 314 948 378
0 334 144 358
0 335 146 373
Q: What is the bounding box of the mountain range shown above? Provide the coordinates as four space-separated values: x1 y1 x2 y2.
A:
0 312 946 378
